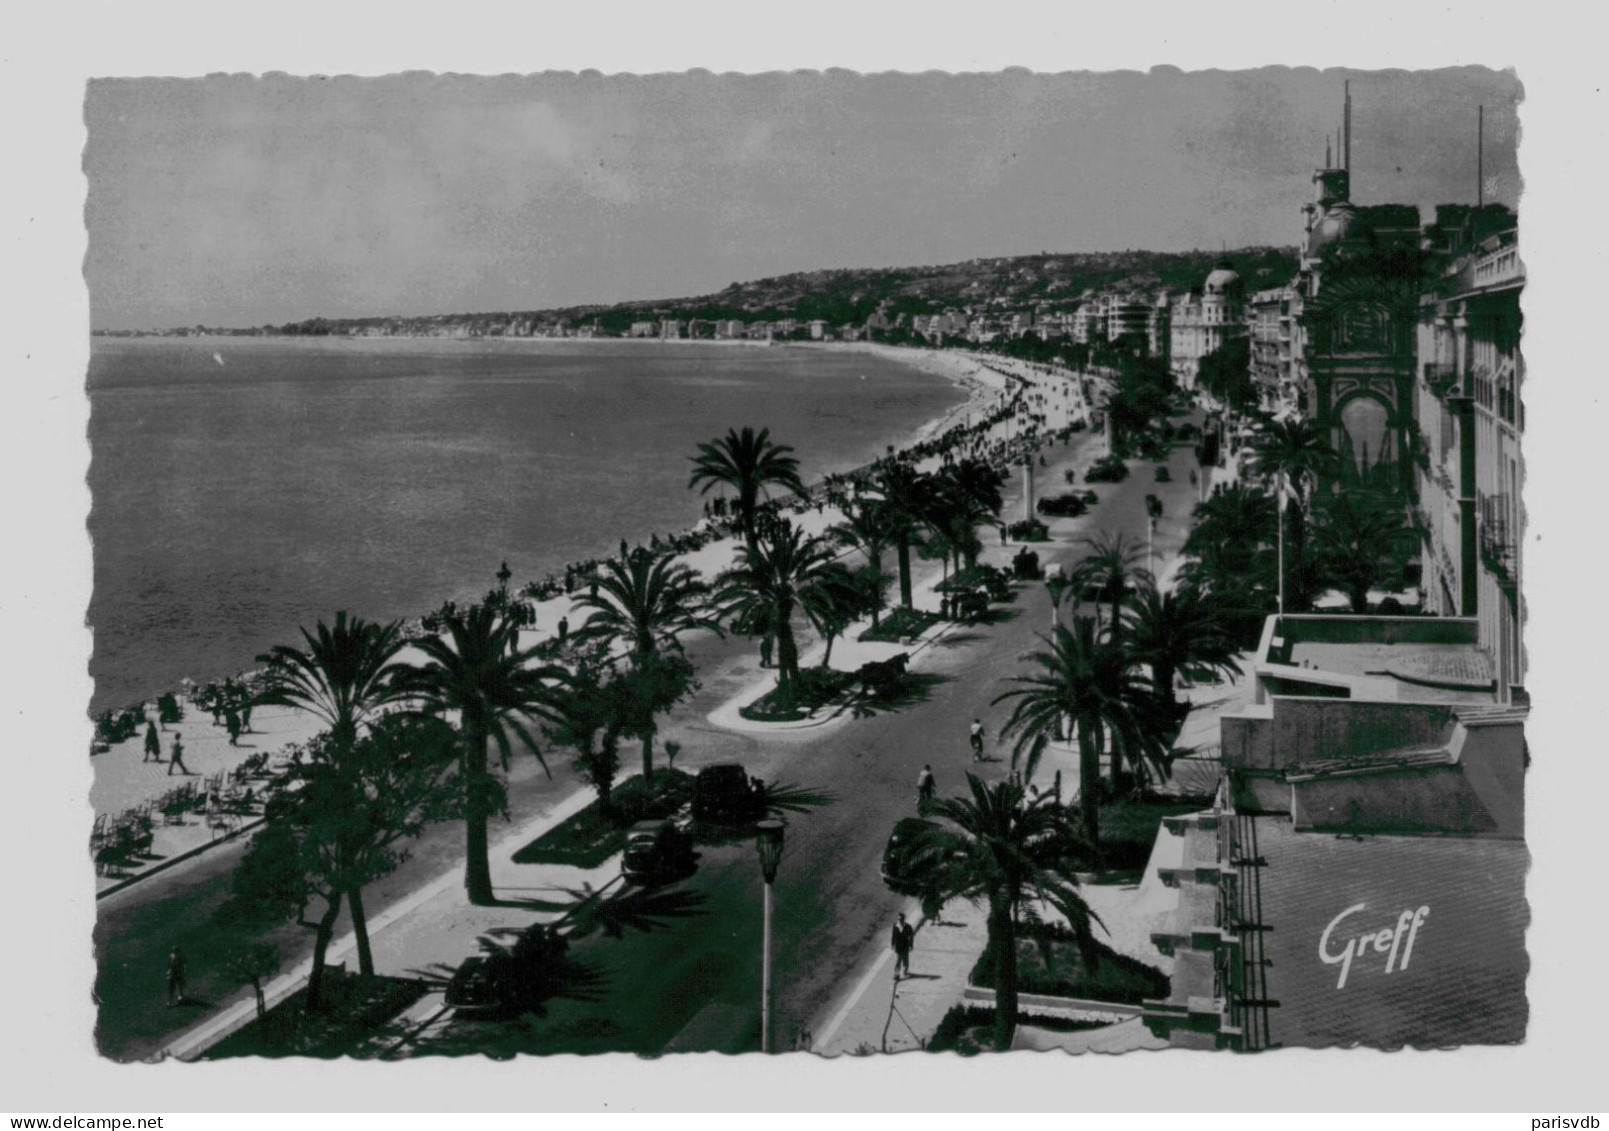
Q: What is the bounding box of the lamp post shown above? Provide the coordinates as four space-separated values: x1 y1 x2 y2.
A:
755 818 786 1053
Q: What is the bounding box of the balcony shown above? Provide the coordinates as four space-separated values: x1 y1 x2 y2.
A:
1473 511 1512 585
1423 361 1459 398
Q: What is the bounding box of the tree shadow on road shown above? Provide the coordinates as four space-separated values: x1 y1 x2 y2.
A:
850 672 952 719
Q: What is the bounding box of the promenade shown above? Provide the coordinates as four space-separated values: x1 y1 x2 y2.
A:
90 355 1240 1061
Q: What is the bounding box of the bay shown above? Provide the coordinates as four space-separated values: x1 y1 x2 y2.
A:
85 337 964 715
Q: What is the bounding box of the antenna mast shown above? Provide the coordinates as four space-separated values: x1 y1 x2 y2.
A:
1478 105 1485 208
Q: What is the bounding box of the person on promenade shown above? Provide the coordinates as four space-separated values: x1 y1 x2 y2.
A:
225 708 242 747
557 615 569 644
969 718 986 762
917 764 936 812
168 734 190 776
891 913 915 980
143 719 162 763
166 945 188 1006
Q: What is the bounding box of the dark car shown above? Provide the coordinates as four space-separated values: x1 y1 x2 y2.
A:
621 819 698 886
1154 465 1171 482
881 817 954 896
691 763 765 826
446 925 569 1018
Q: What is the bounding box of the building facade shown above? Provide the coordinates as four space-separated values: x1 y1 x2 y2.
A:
1414 220 1524 700
1169 262 1246 389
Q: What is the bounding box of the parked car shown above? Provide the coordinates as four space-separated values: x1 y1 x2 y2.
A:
691 763 765 826
881 817 941 896
1154 465 1172 482
1037 493 1089 518
881 817 968 904
621 819 698 886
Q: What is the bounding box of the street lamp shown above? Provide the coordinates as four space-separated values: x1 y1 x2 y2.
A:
755 818 786 1053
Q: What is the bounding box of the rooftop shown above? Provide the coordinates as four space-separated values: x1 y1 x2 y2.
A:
1246 816 1528 1049
1260 615 1500 705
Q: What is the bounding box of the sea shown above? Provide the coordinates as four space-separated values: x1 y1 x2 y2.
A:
86 337 967 715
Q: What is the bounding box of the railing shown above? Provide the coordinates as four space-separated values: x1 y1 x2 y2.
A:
1423 361 1459 398
1479 495 1518 585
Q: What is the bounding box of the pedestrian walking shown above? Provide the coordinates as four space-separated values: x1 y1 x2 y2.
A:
225 708 242 747
166 945 188 1006
557 615 569 643
969 718 986 762
890 913 915 979
168 734 190 776
916 764 936 811
143 720 162 763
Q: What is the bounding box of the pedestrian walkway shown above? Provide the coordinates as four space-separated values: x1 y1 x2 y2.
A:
159 778 602 1060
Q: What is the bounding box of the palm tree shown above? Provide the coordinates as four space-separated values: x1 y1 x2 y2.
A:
911 775 1101 1051
1313 492 1414 613
935 458 1007 571
1070 530 1151 640
831 497 893 627
798 559 864 668
871 459 933 609
688 426 807 551
994 617 1168 847
714 519 837 712
571 547 721 783
254 611 412 754
1251 418 1341 610
406 602 558 906
254 611 413 973
1121 581 1244 726
1178 485 1279 611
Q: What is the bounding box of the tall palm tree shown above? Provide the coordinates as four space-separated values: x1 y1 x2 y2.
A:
1070 530 1151 640
714 519 836 711
571 547 722 783
1121 581 1244 726
688 426 807 551
994 617 1168 846
406 603 558 906
1313 492 1414 613
831 497 893 627
1251 418 1341 610
871 459 933 609
911 776 1101 1051
254 611 413 973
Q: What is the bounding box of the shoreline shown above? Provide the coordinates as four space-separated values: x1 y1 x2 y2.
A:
88 341 1051 722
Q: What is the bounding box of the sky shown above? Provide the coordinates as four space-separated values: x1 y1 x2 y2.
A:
83 67 1522 331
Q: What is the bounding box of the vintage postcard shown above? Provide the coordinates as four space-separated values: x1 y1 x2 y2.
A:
77 66 1529 1068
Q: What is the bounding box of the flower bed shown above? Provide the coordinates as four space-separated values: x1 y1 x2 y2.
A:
969 922 1170 1006
858 607 940 643
739 686 812 723
511 770 694 868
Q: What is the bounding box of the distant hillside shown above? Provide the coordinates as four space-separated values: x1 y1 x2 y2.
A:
120 247 1300 337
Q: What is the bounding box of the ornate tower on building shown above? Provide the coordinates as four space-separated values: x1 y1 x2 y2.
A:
1294 88 1423 498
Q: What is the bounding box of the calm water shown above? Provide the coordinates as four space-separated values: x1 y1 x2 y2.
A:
86 337 964 714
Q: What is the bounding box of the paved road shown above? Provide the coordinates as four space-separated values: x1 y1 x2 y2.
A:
401 416 1207 1056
